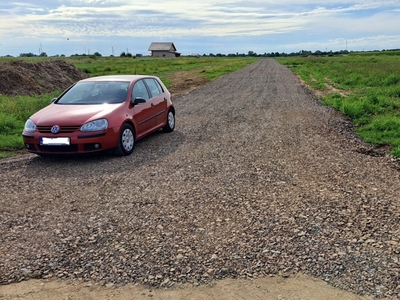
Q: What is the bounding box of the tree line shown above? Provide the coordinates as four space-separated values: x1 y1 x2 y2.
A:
11 48 400 58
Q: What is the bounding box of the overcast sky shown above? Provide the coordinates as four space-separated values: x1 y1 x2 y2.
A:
1 0 399 57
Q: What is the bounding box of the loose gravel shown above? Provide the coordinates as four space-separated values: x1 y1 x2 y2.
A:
1 59 399 298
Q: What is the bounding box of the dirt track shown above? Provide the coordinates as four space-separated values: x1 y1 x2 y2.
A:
1 59 399 299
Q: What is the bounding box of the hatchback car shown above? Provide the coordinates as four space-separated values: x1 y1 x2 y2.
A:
22 75 175 156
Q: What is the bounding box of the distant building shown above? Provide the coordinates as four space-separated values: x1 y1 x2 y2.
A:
148 42 180 57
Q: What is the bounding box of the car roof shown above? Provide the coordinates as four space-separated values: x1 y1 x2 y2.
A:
79 75 158 82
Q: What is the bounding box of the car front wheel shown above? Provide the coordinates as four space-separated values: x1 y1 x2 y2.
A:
163 110 175 133
115 123 135 156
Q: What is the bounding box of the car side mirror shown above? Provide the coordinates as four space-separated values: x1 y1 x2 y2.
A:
50 97 57 103
132 97 146 105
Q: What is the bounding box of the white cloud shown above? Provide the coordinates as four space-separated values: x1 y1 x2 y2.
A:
0 0 399 55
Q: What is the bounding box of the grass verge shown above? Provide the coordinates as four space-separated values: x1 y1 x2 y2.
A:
276 51 400 158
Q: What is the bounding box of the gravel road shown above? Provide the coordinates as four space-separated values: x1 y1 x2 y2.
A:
1 59 399 298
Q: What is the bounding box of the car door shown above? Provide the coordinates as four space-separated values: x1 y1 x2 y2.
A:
131 79 156 137
143 78 168 128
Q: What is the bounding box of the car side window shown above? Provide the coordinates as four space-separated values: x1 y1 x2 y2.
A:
132 80 150 101
144 78 163 98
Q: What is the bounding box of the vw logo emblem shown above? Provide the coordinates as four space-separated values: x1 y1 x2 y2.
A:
51 125 60 134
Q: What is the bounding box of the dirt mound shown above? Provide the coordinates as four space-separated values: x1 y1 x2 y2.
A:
168 71 210 96
0 60 89 96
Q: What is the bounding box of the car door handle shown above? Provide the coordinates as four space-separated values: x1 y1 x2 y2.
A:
151 103 154 107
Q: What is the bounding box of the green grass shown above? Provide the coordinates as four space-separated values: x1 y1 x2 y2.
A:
0 92 60 151
0 56 260 155
67 56 259 86
276 52 400 158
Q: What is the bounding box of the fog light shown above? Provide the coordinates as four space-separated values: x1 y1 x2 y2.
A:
25 144 30 149
94 143 100 149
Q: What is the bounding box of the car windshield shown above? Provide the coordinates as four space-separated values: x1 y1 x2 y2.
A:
57 81 129 104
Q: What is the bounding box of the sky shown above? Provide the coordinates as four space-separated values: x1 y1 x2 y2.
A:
0 0 400 57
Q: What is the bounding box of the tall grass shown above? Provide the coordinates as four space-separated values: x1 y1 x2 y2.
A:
277 52 400 157
0 92 59 154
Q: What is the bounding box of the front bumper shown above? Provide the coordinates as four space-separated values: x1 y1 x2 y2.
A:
22 128 119 155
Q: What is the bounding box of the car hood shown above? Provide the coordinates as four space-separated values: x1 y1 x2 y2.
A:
30 103 122 126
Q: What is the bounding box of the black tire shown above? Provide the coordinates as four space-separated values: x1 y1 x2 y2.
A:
163 109 175 133
114 123 135 156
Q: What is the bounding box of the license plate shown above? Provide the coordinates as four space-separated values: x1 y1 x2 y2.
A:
40 137 70 146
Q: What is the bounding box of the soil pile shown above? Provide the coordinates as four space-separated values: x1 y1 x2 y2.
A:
0 60 89 96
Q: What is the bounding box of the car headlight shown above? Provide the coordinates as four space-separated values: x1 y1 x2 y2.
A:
80 119 108 132
24 119 36 132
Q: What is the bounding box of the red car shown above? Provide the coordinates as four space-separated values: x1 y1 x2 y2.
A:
22 75 175 156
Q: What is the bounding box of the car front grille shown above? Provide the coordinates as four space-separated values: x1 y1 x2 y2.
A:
37 126 80 133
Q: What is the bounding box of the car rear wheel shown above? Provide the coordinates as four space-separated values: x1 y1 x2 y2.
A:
163 110 175 133
115 124 135 156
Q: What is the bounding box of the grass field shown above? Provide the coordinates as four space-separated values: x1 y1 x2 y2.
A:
276 51 400 158
68 56 259 85
0 56 260 157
